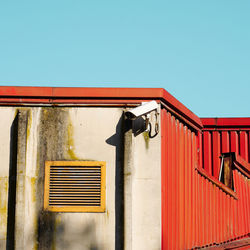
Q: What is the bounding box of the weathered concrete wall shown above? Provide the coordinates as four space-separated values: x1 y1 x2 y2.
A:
0 105 161 250
0 108 16 249
124 112 161 250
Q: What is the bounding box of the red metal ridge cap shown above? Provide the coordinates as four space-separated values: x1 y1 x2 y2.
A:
201 117 250 127
0 86 202 128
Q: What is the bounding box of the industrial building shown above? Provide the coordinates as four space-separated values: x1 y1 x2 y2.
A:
0 87 249 249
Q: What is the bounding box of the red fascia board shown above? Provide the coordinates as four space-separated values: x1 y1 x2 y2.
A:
0 86 161 99
0 86 53 97
201 118 250 128
53 87 163 99
0 86 203 128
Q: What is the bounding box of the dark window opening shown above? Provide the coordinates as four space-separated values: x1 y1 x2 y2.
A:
219 153 235 191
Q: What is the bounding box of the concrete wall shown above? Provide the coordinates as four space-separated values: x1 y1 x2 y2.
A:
0 106 161 250
0 108 16 249
124 113 161 250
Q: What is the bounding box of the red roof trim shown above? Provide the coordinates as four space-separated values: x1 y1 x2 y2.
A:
234 154 250 178
0 86 203 129
196 167 238 199
201 118 250 127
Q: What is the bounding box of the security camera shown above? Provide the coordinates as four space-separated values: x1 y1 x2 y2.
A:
125 100 158 119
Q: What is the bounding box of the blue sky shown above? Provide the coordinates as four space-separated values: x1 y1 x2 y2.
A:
0 1 249 117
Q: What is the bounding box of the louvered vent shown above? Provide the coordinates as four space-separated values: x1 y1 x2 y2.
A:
44 161 106 212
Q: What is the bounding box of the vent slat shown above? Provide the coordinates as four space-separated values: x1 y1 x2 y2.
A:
49 203 101 206
50 201 100 203
51 178 100 182
49 192 100 194
49 198 100 200
50 182 100 184
50 183 101 186
50 175 100 180
50 168 101 170
51 166 101 168
50 171 100 173
49 194 101 196
50 189 100 191
50 173 101 177
47 164 103 209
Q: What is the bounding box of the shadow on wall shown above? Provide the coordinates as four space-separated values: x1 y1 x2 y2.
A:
106 114 132 250
6 113 18 250
38 212 100 250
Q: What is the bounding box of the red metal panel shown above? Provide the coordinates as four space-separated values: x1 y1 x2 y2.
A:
161 107 203 249
179 122 185 250
233 172 238 239
187 130 192 249
191 132 196 248
202 118 250 167
204 178 209 246
197 131 203 167
162 113 250 249
221 131 230 153
200 175 205 245
161 108 167 250
240 131 249 161
203 131 212 175
243 176 248 235
166 111 172 248
175 119 180 249
184 125 189 248
168 114 174 249
231 131 240 156
212 131 221 179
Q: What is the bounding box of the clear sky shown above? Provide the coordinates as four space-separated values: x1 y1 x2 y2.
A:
0 1 249 117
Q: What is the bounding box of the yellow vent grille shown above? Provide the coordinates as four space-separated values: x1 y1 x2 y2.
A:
44 161 106 212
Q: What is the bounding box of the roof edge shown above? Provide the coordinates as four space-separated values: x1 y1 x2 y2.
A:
0 86 203 128
201 118 250 127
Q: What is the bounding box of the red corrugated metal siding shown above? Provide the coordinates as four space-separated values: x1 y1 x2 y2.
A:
162 112 250 249
201 118 250 175
162 108 199 249
201 129 250 177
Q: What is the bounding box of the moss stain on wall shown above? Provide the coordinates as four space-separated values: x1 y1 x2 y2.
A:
26 110 32 142
36 107 69 249
67 121 78 160
0 178 8 217
143 131 149 149
31 177 37 203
